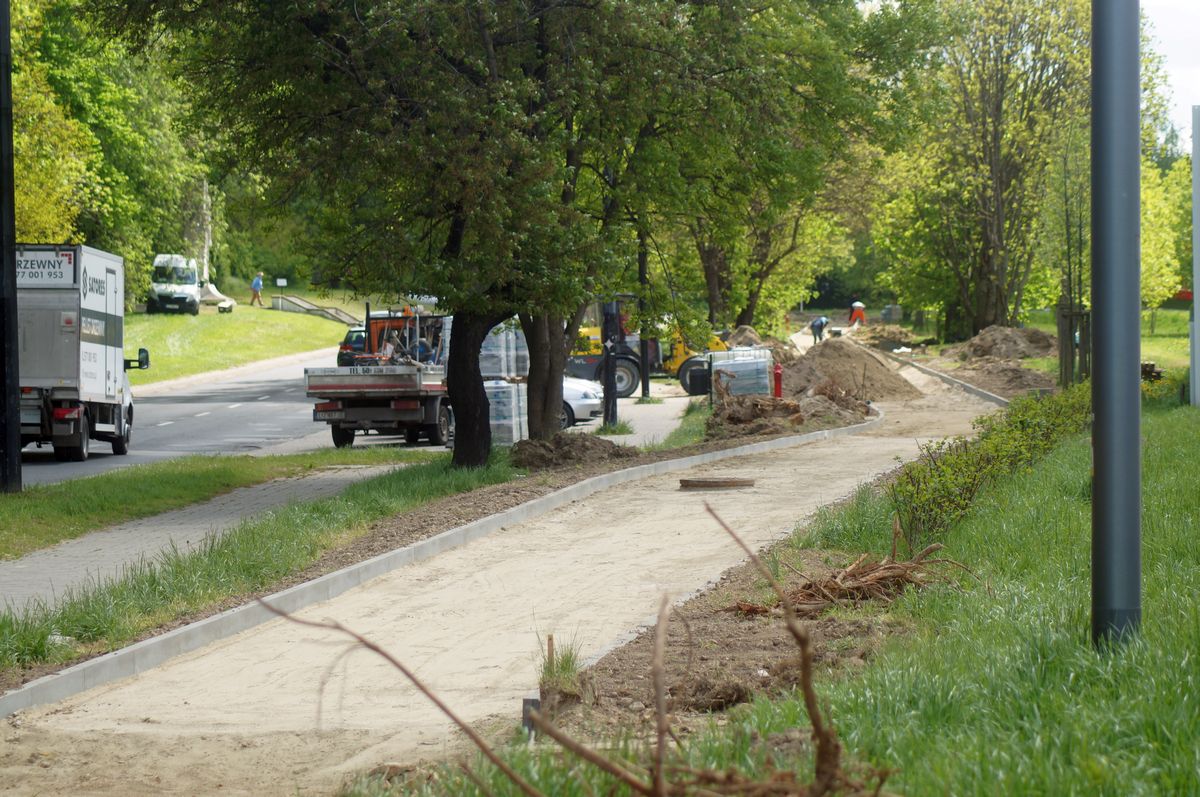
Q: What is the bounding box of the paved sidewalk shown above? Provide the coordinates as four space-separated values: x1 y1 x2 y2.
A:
0 465 398 612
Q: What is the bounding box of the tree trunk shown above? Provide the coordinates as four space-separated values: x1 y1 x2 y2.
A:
694 231 729 325
520 313 567 440
446 310 508 468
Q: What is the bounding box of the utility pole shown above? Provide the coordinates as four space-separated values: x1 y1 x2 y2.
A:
1190 106 1199 406
601 300 619 427
637 228 651 399
1090 0 1140 645
0 0 20 493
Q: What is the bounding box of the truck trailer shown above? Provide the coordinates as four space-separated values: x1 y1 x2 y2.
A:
16 244 150 461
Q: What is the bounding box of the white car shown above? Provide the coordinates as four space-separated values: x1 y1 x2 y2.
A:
561 376 603 428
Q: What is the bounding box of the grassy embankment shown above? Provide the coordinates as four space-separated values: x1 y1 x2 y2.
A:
123 305 349 385
361 389 1200 795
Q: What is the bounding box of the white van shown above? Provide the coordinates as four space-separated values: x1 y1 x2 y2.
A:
146 253 201 315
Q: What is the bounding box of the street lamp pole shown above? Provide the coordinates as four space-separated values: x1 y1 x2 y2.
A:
0 0 21 493
1090 0 1141 645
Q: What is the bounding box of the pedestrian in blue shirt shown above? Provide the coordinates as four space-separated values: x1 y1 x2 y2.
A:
250 272 264 307
810 315 830 344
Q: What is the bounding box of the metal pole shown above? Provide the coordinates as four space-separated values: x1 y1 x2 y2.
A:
601 301 618 426
0 0 20 493
637 229 651 399
1191 106 1200 406
1090 0 1140 645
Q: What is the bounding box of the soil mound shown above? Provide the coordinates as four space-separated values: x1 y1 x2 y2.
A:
726 325 764 347
853 324 931 352
762 335 801 365
951 357 1056 398
782 338 921 401
706 394 868 439
944 325 1056 361
511 432 639 470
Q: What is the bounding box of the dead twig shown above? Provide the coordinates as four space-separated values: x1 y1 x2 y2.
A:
258 599 546 797
652 594 671 797
703 503 844 795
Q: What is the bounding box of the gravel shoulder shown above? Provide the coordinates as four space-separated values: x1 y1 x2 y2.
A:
1 363 999 796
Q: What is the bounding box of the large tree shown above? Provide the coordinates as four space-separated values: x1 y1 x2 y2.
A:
878 0 1087 339
96 0 688 463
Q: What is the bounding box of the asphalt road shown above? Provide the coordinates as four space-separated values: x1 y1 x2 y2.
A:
18 348 339 487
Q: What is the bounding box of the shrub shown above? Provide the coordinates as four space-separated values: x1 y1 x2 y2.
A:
889 383 1091 551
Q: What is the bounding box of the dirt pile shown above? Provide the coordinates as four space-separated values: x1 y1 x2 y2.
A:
944 325 1057 360
762 335 801 365
706 394 869 439
852 324 931 352
511 432 638 470
950 357 1056 398
782 338 922 401
725 325 764 347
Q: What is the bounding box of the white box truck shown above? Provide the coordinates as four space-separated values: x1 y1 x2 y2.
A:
16 245 150 461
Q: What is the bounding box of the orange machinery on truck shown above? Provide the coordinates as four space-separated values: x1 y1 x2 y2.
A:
303 306 452 448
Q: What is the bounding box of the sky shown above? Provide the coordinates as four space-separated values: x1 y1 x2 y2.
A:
1141 0 1200 146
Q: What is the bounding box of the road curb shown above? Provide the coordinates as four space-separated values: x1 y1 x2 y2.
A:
1 410 883 718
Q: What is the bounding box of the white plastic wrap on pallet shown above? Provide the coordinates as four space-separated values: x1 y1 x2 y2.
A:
712 354 774 396
708 346 772 364
485 379 529 446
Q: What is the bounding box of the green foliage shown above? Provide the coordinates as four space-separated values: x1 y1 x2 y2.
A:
537 634 581 696
807 407 1200 793
889 384 1092 550
10 0 93 242
1141 367 1188 409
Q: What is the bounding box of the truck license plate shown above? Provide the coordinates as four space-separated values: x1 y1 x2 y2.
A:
314 410 345 420
20 408 40 425
165 303 179 309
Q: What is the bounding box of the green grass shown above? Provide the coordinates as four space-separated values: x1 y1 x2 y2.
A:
594 420 635 436
124 307 349 384
214 277 388 318
771 405 1200 794
635 395 664 405
1026 306 1190 370
645 398 711 450
0 447 437 561
0 453 518 671
538 633 582 696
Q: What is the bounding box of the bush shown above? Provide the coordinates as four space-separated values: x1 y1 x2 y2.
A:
889 383 1091 551
1141 366 1188 408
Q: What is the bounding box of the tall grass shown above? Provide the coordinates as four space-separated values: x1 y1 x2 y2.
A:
0 454 517 670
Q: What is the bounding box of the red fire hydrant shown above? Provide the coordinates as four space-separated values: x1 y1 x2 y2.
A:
773 362 783 398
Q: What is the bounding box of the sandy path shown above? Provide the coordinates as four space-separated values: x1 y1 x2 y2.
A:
1 366 997 796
